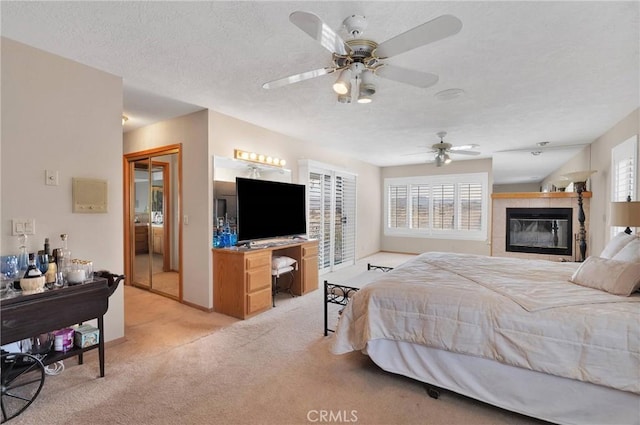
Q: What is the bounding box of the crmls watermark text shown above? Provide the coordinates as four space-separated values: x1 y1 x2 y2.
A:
307 410 358 423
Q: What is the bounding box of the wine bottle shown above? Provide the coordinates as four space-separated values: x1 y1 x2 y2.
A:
44 237 51 256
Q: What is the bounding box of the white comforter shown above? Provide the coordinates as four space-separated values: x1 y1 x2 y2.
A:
332 252 640 394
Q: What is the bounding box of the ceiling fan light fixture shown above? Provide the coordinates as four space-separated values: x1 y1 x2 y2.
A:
357 93 373 104
435 154 444 167
359 70 376 96
332 69 352 95
337 94 351 104
443 153 452 164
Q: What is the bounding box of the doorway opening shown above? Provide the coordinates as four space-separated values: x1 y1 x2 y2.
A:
124 145 182 301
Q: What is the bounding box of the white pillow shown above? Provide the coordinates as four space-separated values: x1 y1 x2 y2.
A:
272 256 297 269
612 238 640 263
570 256 640 296
600 232 637 259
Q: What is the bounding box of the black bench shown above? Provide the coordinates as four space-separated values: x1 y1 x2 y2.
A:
323 263 393 336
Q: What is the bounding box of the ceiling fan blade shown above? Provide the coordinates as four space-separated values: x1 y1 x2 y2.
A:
289 11 351 56
450 144 479 151
376 15 462 59
375 65 439 88
450 150 481 156
262 67 335 89
497 143 589 153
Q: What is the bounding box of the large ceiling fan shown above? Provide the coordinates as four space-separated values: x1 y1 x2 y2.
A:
429 132 480 166
262 11 462 103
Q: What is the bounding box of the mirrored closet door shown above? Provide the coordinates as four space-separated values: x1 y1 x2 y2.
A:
126 145 182 300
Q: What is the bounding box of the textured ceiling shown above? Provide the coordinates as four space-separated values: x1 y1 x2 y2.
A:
2 1 638 184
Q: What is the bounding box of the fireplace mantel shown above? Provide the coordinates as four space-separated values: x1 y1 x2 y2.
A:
492 191 592 199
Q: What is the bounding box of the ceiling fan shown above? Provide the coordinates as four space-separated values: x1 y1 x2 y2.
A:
429 132 480 166
262 11 463 103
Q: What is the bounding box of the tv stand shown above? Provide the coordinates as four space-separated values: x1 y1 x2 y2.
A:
212 239 318 319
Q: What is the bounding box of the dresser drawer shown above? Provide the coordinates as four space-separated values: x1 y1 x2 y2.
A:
246 287 271 315
303 244 318 257
246 266 270 293
245 252 271 270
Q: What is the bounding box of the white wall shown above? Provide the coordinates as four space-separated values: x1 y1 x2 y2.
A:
381 158 493 255
123 110 210 308
1 38 125 341
543 108 639 256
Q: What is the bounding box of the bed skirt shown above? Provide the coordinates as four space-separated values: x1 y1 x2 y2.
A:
365 339 639 425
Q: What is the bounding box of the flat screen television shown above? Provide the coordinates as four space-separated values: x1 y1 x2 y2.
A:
236 177 306 243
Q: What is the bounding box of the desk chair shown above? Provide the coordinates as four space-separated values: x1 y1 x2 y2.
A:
271 256 297 307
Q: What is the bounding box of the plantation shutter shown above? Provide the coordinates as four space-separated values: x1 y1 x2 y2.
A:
458 183 483 231
411 184 430 229
388 185 408 228
432 183 455 230
307 172 331 270
613 158 635 201
302 161 357 273
334 174 356 267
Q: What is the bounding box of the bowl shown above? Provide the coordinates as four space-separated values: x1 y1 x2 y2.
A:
29 333 54 355
20 275 45 295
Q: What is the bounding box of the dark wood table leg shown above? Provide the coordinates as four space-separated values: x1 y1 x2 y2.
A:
98 315 105 377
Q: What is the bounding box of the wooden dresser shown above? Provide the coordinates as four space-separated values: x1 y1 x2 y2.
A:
212 240 318 319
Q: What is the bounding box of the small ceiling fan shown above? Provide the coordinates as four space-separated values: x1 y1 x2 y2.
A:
429 132 480 166
262 11 462 103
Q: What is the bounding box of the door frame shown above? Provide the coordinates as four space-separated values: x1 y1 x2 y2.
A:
123 144 183 300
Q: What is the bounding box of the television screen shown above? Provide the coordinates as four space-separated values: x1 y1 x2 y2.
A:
236 177 306 242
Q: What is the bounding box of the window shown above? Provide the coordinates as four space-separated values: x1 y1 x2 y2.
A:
611 136 638 236
384 173 488 240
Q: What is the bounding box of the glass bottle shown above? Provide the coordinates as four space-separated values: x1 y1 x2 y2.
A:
17 233 29 276
58 234 72 284
45 256 58 287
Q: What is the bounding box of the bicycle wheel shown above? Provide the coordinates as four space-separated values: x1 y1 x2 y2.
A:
1 352 45 423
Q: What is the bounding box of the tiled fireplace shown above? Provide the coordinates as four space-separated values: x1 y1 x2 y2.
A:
491 192 591 262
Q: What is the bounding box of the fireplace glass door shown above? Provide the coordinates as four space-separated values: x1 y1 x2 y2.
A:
506 208 572 256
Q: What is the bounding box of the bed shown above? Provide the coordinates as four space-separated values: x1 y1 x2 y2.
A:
332 235 640 425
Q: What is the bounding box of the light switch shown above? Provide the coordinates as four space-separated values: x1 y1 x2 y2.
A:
11 219 35 235
45 170 59 186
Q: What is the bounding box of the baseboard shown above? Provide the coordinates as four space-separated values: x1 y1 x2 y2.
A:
182 299 214 312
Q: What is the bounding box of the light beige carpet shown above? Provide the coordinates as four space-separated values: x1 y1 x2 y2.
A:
10 253 549 425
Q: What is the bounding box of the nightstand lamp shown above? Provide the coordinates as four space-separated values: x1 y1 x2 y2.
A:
611 197 640 235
